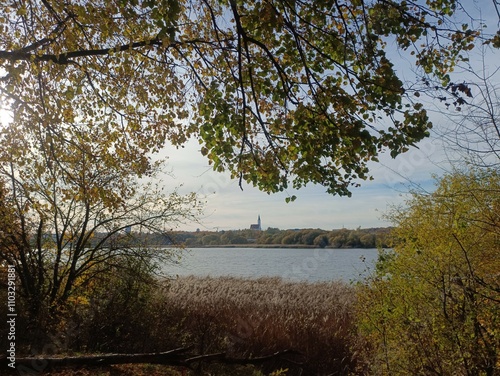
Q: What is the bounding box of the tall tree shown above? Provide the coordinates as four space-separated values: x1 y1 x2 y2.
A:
0 0 497 196
0 119 202 322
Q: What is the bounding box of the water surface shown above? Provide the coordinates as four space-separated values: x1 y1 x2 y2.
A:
163 247 379 282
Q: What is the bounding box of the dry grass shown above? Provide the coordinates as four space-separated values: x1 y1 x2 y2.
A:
150 276 358 375
7 276 360 375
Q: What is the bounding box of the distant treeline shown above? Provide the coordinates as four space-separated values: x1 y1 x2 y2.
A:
173 227 391 248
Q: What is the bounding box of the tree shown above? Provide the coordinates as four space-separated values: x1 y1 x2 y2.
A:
357 170 500 375
1 1 497 197
201 233 221 245
313 234 329 248
433 65 500 170
359 233 376 248
0 119 202 326
301 229 325 245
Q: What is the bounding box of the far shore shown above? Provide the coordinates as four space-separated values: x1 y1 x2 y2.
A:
182 244 377 249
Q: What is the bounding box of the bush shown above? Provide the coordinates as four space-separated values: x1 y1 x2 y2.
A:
66 256 163 353
356 171 500 375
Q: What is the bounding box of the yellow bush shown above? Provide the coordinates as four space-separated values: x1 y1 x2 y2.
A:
357 170 500 375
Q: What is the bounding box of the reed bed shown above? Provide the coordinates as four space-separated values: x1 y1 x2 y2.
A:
150 276 359 375
13 274 360 375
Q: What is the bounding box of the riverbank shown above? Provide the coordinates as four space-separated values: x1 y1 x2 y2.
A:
172 243 378 249
174 227 391 249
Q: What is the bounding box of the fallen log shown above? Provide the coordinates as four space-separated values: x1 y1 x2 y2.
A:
0 347 192 372
0 347 302 373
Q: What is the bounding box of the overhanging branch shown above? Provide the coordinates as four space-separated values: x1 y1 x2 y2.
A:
1 39 164 64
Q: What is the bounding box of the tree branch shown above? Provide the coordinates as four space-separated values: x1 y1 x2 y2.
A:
0 39 166 64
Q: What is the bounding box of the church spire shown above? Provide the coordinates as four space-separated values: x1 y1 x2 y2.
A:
250 215 262 231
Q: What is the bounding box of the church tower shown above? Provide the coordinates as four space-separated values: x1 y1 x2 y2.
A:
250 215 262 231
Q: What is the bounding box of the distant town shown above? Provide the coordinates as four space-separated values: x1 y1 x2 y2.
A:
160 216 391 248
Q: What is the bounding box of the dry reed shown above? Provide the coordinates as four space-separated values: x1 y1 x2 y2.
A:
150 276 358 375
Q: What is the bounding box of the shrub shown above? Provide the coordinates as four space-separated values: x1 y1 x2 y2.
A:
356 171 500 375
67 255 163 353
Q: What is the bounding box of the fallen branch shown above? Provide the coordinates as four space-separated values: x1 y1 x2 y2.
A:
185 349 303 366
0 347 302 372
0 347 192 372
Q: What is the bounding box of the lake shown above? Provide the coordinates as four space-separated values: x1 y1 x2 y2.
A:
163 247 380 283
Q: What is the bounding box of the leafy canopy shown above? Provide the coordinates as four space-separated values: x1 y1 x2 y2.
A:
0 0 496 195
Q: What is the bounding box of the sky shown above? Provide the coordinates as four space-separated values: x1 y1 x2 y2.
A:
159 134 449 232
162 0 500 232
1 1 498 233
0 96 445 233
0 97 445 231
160 0 500 232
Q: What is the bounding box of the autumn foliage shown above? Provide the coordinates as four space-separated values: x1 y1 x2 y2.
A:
357 171 500 375
1 0 495 196
1 1 500 375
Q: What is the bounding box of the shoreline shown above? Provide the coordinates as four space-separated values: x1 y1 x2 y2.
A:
183 244 377 249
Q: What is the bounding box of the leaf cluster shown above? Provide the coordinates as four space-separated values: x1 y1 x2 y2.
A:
0 0 496 195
